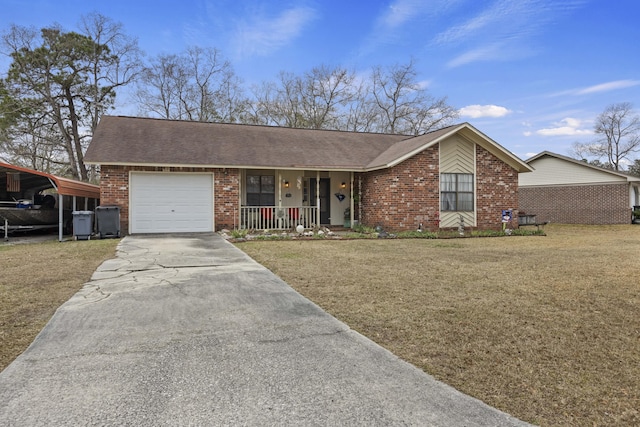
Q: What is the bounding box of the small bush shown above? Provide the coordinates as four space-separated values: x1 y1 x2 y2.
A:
253 234 290 241
344 232 377 239
230 229 249 239
396 230 438 239
352 224 376 234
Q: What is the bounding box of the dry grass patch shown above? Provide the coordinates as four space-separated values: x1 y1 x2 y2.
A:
0 238 119 371
237 224 640 426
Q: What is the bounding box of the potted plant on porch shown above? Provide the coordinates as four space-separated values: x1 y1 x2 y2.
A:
344 207 351 228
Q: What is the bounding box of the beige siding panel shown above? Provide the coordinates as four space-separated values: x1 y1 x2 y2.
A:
519 157 627 186
440 136 474 173
440 211 474 228
439 136 476 228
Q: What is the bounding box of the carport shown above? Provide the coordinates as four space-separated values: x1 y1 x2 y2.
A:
0 162 100 241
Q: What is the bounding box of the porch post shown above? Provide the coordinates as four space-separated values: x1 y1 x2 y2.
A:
238 169 243 230
358 175 362 225
278 170 282 229
277 170 282 209
316 171 320 228
350 171 354 228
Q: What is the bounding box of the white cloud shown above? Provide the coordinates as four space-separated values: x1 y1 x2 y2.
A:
446 44 504 67
548 79 640 97
382 0 423 28
536 118 592 136
459 104 512 118
233 7 317 57
380 0 457 29
435 0 586 67
575 79 640 95
432 2 503 46
360 0 461 56
416 79 432 89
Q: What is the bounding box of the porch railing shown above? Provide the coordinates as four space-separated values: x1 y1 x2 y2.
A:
239 206 318 230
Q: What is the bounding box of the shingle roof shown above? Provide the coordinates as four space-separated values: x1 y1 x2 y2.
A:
85 116 531 172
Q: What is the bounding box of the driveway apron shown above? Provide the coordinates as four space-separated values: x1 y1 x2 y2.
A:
0 234 531 426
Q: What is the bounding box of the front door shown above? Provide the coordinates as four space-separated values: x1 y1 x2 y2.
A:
310 178 330 224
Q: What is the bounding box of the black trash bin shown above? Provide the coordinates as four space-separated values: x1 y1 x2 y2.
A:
72 211 94 240
95 206 121 238
633 206 640 224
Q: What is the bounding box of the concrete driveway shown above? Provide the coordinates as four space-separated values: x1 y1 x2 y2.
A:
0 234 530 426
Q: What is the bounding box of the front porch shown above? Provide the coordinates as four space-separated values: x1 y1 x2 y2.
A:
236 169 355 230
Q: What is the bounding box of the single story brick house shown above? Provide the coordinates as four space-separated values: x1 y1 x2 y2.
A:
84 116 532 234
519 151 640 224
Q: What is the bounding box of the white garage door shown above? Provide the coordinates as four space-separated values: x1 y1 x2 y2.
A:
130 173 213 233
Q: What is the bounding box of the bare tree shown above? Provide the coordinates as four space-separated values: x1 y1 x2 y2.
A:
80 13 142 134
299 65 355 129
0 93 64 173
4 125 68 173
136 54 185 119
593 103 640 171
249 72 304 128
343 78 378 132
370 60 458 135
249 61 457 134
136 47 245 122
135 54 458 134
215 68 250 123
572 103 640 171
250 68 352 129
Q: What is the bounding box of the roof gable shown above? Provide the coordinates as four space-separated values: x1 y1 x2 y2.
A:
521 151 640 186
367 123 532 173
85 116 531 173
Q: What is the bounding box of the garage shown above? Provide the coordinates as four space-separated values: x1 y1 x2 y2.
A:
130 173 214 233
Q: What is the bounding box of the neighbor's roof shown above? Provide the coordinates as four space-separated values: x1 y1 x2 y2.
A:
525 151 640 182
85 116 532 173
0 162 100 199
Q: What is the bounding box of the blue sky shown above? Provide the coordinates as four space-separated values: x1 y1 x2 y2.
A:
1 0 639 161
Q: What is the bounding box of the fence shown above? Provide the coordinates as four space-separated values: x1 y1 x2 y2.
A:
239 206 318 230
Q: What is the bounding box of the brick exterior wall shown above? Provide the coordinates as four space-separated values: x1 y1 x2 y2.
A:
98 143 521 233
356 144 520 232
519 183 631 224
214 169 241 230
475 144 519 230
99 165 239 233
358 146 440 231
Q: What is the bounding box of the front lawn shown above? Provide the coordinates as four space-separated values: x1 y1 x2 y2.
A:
0 238 119 371
237 224 640 426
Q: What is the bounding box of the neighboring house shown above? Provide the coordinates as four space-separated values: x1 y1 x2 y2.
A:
519 151 640 224
84 116 532 234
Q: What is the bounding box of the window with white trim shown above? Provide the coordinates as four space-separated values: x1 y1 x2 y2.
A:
440 173 474 211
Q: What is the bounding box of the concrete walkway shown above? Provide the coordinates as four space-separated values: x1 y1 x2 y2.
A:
0 234 531 426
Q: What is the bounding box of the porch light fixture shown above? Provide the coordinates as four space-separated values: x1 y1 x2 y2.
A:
340 182 346 189
284 180 290 188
